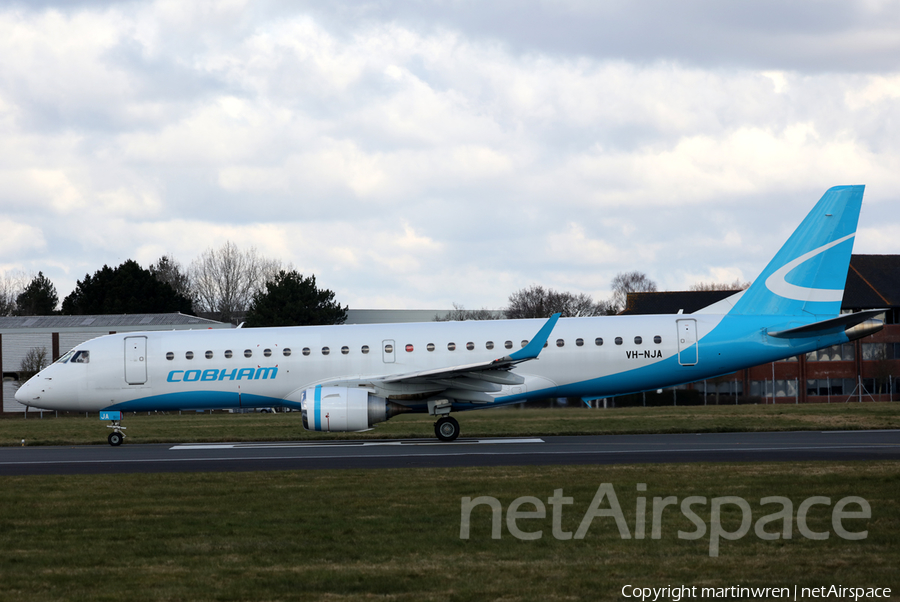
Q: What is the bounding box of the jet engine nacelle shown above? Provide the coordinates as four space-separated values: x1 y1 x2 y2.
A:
300 386 407 432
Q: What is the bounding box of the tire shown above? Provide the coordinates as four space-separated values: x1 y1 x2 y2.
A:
434 416 460 442
108 431 124 446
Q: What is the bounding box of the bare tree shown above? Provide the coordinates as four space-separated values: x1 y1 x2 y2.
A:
0 271 30 316
434 303 504 321
19 347 49 382
689 279 750 291
189 242 282 322
609 271 657 313
506 285 610 319
149 255 192 299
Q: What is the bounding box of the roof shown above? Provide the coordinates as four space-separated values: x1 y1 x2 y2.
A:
843 255 900 309
620 290 738 315
0 313 231 334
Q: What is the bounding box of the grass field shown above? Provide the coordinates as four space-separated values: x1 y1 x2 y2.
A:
2 402 900 446
1 461 897 601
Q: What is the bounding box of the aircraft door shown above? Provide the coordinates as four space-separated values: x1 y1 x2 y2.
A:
382 339 395 363
676 319 698 366
125 336 148 385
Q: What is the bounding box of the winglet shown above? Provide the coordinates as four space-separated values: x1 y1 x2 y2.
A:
508 313 561 361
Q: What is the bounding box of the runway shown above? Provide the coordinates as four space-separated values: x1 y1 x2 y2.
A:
1 430 898 476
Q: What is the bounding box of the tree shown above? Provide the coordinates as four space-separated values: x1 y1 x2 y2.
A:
244 270 347 327
15 272 59 315
149 255 192 299
689 279 750 291
505 285 610 319
190 242 281 322
61 260 194 315
19 347 49 382
0 270 29 316
609 271 657 313
434 303 504 321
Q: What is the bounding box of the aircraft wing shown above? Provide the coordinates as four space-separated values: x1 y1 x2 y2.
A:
316 313 561 404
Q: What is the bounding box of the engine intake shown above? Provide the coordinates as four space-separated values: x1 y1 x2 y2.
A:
300 386 408 432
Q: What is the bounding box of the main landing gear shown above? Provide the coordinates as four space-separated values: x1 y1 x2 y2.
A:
107 421 126 446
434 416 460 442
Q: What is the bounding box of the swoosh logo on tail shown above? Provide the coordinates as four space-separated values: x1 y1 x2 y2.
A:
764 233 855 302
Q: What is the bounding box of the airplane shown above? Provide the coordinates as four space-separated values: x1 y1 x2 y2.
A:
16 185 884 446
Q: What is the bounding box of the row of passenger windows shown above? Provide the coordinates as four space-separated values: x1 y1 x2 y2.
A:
164 335 664 360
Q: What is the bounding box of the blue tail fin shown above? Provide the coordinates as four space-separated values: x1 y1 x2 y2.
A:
728 185 864 317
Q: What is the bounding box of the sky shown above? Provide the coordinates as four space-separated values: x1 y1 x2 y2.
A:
1 0 899 310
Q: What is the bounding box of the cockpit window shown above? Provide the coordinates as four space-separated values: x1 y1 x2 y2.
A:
71 350 90 364
56 349 76 364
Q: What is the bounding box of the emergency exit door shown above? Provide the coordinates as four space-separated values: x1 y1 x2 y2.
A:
125 336 147 384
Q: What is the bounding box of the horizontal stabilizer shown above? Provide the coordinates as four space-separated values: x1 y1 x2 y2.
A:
768 309 885 339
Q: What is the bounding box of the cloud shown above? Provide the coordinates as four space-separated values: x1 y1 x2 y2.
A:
0 1 898 310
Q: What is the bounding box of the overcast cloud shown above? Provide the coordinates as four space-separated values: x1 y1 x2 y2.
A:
1 0 899 310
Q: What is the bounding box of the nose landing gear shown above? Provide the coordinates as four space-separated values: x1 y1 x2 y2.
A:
107 421 126 446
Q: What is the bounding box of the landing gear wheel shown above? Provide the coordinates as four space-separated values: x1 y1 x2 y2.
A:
435 416 460 442
108 431 124 446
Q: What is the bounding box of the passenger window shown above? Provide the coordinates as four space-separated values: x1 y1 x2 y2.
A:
615 337 623 345
466 342 474 350
341 346 350 355
225 350 233 359
505 341 513 349
322 347 330 355
205 350 214 359
521 340 528 348
486 341 494 350
72 350 90 364
556 339 564 347
186 351 194 360
244 350 252 358
302 348 311 356
427 343 435 352
263 349 272 357
448 343 456 351
634 336 642 345
361 345 369 354
166 352 174 361
283 348 292 357
576 338 584 347
384 344 393 353
654 335 662 344
595 338 603 346
405 344 414 352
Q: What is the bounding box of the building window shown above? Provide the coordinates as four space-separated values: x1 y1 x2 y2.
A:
808 344 855 362
862 343 894 361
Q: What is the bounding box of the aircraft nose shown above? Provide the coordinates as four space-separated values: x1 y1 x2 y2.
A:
15 377 43 407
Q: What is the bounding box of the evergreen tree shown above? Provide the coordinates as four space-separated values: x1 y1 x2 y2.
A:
61 260 193 315
245 270 347 327
15 272 59 315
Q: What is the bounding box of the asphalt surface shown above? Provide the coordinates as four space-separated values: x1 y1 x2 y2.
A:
1 430 898 476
